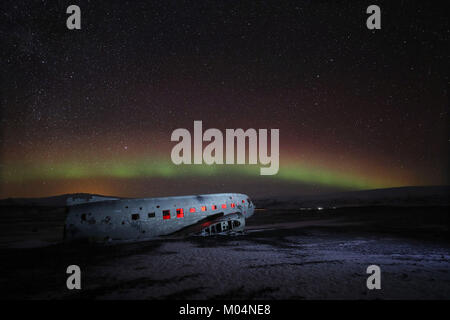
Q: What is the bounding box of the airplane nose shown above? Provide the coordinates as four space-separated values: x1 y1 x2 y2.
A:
247 203 255 218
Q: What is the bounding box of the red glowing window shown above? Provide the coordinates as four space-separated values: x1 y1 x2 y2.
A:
162 210 170 220
176 208 184 218
231 203 235 208
201 206 207 212
222 204 227 209
212 205 217 210
189 208 196 213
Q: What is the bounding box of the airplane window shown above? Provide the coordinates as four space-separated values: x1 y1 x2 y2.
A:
221 204 227 209
201 206 207 211
81 213 87 221
148 212 155 218
176 208 184 218
163 210 170 220
212 205 217 210
131 214 140 220
189 208 195 213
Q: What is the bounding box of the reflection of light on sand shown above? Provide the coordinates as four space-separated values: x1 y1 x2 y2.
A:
245 219 363 232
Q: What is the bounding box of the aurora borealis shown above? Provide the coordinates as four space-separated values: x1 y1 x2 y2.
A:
1 1 448 198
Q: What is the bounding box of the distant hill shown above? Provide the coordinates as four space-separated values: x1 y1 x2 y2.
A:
0 193 122 207
255 186 450 209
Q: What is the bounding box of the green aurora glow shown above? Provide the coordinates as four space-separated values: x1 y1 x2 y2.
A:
1 158 396 190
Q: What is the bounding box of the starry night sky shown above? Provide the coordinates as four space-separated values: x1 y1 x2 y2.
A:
1 0 449 198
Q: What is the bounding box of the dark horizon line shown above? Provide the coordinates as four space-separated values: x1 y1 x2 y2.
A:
1 184 449 202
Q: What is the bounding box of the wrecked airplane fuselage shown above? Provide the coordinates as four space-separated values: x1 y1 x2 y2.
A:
64 193 254 242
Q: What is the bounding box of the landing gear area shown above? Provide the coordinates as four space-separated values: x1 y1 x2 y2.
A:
197 213 245 236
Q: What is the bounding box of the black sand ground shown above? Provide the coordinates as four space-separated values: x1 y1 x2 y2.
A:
0 203 449 300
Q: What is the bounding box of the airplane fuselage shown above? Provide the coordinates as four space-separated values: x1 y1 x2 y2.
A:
64 193 254 242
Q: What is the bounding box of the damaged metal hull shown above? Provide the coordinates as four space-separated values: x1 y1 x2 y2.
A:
64 193 254 242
